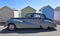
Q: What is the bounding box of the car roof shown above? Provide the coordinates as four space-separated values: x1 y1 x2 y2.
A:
27 13 43 15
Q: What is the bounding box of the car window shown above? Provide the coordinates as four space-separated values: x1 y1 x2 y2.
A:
25 13 45 19
34 14 41 18
26 14 33 18
34 14 45 19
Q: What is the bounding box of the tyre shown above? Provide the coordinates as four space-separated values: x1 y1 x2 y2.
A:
42 26 48 30
8 23 16 31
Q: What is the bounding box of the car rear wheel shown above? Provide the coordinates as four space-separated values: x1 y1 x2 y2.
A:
8 23 16 31
42 26 48 30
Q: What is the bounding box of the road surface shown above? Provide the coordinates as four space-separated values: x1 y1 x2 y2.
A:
0 25 60 36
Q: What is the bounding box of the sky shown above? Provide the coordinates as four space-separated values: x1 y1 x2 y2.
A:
0 0 60 10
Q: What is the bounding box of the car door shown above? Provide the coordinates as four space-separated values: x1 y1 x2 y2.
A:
23 18 40 28
18 13 44 28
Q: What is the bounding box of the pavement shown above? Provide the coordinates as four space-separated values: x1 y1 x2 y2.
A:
53 20 60 25
0 25 60 36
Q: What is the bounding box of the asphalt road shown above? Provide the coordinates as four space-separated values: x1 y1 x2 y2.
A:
0 25 60 36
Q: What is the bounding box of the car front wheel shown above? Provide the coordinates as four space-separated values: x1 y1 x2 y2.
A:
8 23 16 31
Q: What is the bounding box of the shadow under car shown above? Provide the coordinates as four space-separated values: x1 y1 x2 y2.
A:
0 28 57 34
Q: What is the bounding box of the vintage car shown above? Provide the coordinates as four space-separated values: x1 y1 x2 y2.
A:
4 13 56 31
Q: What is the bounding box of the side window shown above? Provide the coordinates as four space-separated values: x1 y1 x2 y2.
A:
26 14 33 18
34 14 45 19
34 14 41 18
34 14 42 18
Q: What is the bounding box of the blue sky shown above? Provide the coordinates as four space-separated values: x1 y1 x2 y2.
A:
0 0 60 10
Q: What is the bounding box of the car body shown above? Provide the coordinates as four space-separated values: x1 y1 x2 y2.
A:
4 13 57 31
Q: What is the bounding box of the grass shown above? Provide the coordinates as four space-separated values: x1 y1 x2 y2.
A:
0 22 5 24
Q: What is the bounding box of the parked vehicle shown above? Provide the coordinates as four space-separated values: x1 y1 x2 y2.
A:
4 13 56 31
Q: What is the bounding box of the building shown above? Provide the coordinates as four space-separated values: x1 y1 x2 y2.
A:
0 6 19 22
39 5 54 20
54 7 60 21
21 6 36 17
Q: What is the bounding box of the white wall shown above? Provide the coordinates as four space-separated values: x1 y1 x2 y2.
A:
19 11 21 18
54 11 60 21
36 11 42 13
14 11 19 18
